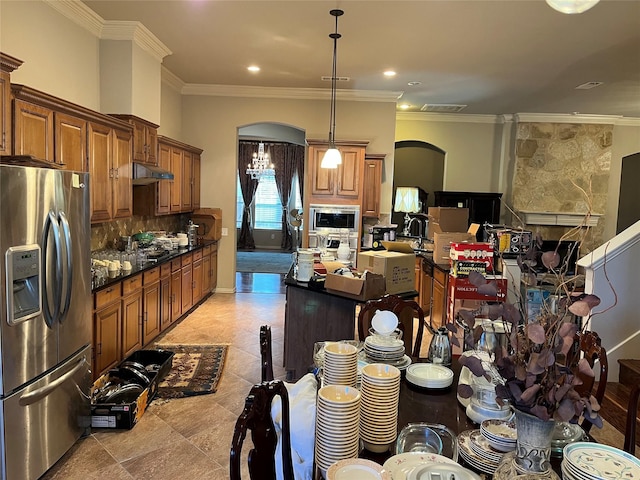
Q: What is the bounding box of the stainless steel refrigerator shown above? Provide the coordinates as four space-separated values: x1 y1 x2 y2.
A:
0 164 92 480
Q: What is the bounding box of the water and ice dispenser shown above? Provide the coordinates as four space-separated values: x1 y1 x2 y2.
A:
5 245 41 325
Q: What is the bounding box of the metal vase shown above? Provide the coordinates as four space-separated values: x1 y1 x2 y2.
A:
514 408 555 474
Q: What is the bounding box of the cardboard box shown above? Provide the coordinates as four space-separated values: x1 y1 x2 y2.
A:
91 349 174 429
428 207 469 233
357 242 415 294
449 241 494 273
324 272 386 301
450 260 488 277
432 231 476 264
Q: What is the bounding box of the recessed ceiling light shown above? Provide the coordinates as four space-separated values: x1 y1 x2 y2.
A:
384 70 396 77
399 104 411 110
407 81 421 86
247 65 260 73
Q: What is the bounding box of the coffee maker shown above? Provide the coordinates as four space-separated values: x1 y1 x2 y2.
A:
371 226 396 250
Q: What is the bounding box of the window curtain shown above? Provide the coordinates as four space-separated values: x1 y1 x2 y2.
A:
271 143 305 251
237 141 259 250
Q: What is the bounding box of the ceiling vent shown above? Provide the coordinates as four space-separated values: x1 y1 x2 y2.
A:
420 104 468 113
321 76 350 82
575 82 603 90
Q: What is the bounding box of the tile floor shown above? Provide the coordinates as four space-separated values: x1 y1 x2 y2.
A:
41 272 627 479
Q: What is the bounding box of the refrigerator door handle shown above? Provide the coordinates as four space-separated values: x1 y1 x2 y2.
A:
17 356 88 407
58 211 73 324
42 211 63 328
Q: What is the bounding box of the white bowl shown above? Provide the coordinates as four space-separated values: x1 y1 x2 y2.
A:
371 310 399 335
178 238 189 246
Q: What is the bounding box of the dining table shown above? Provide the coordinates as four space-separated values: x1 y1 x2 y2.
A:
314 354 569 480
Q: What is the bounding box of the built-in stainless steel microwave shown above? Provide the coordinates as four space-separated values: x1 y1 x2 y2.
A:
308 204 360 233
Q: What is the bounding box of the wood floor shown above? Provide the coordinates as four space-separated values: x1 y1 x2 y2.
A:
40 272 630 479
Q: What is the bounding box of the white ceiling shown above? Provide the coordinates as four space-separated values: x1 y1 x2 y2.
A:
82 0 640 118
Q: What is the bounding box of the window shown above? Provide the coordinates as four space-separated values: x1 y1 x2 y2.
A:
236 174 303 230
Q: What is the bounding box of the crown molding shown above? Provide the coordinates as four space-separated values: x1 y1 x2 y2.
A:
101 21 172 61
43 0 103 37
514 113 621 125
181 84 401 102
396 111 500 124
161 66 185 92
616 117 640 127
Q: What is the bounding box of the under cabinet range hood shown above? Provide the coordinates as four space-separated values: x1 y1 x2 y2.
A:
132 162 174 185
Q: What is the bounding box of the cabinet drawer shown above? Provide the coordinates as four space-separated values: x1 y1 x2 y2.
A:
143 267 160 285
161 263 171 278
193 249 203 262
95 284 121 309
171 259 182 272
433 267 447 285
122 274 142 295
203 245 211 256
181 253 193 267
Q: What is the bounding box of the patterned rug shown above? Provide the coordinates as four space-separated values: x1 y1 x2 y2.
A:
154 344 228 399
236 250 293 274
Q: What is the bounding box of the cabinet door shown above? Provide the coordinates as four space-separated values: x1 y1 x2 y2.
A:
336 147 360 197
13 99 54 161
431 269 447 329
0 71 11 155
88 122 113 223
121 290 142 359
415 257 423 306
131 121 147 163
170 270 182 323
362 158 382 217
192 259 203 304
202 252 211 294
309 146 334 196
112 128 133 219
157 142 171 214
94 301 121 379
182 150 192 211
146 126 158 166
420 266 433 316
181 263 193 312
160 275 171 331
55 112 87 172
142 281 161 345
192 153 201 210
170 147 183 212
211 244 218 290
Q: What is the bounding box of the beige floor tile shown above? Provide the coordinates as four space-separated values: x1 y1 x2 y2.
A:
40 435 119 479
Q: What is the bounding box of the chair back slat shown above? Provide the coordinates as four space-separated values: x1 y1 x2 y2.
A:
260 325 274 382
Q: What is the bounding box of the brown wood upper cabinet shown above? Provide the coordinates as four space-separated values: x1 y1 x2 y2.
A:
110 115 158 166
12 98 54 162
1 53 23 155
307 140 367 202
362 153 384 218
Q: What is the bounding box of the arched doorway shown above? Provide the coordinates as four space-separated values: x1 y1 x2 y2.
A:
617 152 640 234
392 141 446 234
236 123 305 291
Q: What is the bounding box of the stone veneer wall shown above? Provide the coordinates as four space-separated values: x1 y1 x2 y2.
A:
91 214 190 251
511 122 613 251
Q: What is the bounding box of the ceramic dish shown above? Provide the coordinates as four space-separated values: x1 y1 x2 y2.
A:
326 458 391 480
382 452 457 480
563 442 640 479
407 463 482 480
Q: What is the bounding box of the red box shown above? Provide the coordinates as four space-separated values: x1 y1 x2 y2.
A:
450 260 487 278
449 242 494 272
447 276 507 302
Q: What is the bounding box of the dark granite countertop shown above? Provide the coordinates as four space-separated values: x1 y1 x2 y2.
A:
92 240 216 294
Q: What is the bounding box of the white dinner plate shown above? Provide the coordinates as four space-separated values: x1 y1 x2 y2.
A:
326 458 391 480
382 452 457 480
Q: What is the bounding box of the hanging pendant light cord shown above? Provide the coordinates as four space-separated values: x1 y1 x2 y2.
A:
328 9 343 147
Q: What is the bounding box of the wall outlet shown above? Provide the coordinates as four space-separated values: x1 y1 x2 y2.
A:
270 233 275 239
221 227 228 236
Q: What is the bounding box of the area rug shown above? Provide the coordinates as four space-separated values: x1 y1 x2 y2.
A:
154 344 228 399
236 250 293 274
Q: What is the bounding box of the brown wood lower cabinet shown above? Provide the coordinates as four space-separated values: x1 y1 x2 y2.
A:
160 263 171 332
142 267 161 346
121 289 143 359
94 298 121 376
181 254 193 312
431 266 448 329
170 264 182 324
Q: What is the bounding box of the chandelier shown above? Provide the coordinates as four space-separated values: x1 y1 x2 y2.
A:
246 142 275 180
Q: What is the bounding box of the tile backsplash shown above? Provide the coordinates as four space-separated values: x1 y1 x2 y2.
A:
91 214 191 251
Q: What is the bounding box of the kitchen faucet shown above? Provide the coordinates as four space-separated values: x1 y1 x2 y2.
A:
406 217 425 248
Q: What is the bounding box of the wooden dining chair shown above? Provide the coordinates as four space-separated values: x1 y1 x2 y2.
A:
623 384 640 455
357 294 427 358
565 330 608 433
230 380 295 480
260 325 274 382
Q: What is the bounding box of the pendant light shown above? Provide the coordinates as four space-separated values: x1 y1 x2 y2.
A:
320 9 344 169
545 0 599 14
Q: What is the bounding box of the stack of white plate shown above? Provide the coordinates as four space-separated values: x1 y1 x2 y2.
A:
457 430 501 475
364 334 405 362
323 342 358 388
315 385 361 478
561 443 640 480
480 419 517 452
405 364 454 389
359 363 401 453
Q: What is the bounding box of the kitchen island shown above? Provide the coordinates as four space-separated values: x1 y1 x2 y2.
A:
283 268 418 382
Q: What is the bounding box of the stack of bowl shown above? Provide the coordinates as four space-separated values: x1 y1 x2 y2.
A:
315 385 361 478
323 342 358 388
359 363 401 453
